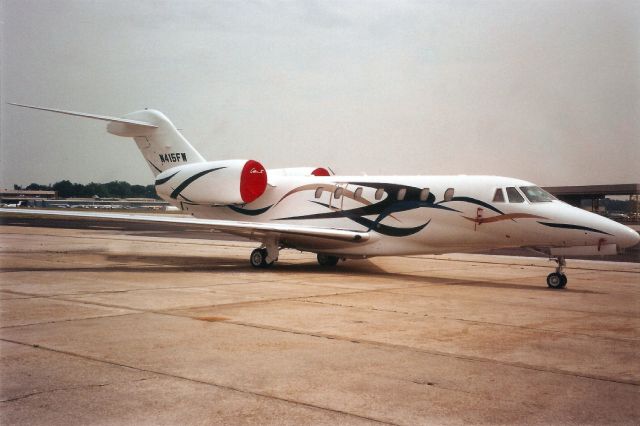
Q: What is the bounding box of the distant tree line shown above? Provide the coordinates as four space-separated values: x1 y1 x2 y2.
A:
13 180 159 199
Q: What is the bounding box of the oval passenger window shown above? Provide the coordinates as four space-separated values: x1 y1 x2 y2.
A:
397 188 407 201
444 188 454 201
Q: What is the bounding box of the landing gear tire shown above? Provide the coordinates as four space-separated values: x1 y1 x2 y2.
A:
547 272 567 289
317 253 339 267
547 256 568 289
250 248 273 268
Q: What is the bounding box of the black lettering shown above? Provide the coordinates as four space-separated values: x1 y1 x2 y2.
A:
169 153 176 162
181 153 187 161
159 154 165 164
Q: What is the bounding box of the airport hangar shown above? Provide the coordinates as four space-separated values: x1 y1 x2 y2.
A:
544 183 640 218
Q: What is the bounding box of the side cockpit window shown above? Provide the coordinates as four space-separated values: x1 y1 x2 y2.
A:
506 187 525 203
493 188 505 202
520 186 556 202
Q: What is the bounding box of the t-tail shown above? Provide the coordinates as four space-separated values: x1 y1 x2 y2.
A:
8 103 205 176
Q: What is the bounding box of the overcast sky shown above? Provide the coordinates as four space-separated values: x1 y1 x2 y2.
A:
1 0 638 187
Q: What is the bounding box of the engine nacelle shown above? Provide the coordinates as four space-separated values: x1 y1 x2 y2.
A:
155 159 267 205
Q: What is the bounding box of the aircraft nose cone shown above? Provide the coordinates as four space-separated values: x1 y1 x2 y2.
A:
616 224 640 249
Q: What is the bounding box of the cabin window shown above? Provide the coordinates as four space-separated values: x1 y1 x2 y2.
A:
419 188 430 202
506 187 525 203
444 188 455 202
354 187 363 199
493 188 505 202
314 187 323 199
397 188 407 201
334 187 343 199
375 188 384 200
520 186 555 203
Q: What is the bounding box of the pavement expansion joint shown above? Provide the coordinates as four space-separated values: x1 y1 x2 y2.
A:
381 287 640 318
403 254 640 272
222 320 640 387
301 299 638 343
0 312 140 330
0 337 397 425
0 378 153 404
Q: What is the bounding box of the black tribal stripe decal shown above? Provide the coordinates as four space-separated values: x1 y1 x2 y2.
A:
154 170 179 186
148 160 162 173
170 167 225 199
226 180 541 238
351 216 431 237
537 222 612 236
445 196 504 215
228 205 274 216
277 182 458 223
307 200 431 237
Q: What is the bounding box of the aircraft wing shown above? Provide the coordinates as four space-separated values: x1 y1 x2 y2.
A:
0 208 369 243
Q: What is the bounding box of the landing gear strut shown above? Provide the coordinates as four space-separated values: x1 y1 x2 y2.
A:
547 256 567 289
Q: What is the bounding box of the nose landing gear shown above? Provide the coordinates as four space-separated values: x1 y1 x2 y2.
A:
547 256 567 289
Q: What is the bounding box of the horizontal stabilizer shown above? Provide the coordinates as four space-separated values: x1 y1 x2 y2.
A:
8 103 158 128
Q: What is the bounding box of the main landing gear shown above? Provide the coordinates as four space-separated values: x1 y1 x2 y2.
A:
250 239 279 268
250 248 274 268
317 253 340 267
547 256 567 289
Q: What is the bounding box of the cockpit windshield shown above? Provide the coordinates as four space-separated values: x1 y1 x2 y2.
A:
519 186 556 203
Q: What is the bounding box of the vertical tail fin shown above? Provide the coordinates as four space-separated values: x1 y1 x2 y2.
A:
8 103 205 177
107 109 205 176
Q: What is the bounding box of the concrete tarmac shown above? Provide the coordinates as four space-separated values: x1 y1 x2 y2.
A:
0 225 639 425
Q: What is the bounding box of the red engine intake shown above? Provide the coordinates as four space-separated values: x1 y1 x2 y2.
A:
240 160 268 203
311 167 331 176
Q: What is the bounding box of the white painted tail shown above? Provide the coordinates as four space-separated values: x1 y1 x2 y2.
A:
107 110 205 176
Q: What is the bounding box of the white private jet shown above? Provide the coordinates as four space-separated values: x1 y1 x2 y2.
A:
4 103 639 289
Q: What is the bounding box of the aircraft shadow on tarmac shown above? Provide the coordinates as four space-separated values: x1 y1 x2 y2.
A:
1 251 603 294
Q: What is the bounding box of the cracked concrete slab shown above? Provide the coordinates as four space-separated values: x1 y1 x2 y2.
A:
171 299 639 383
55 281 359 311
0 297 135 328
1 225 639 425
299 290 640 340
0 341 374 426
